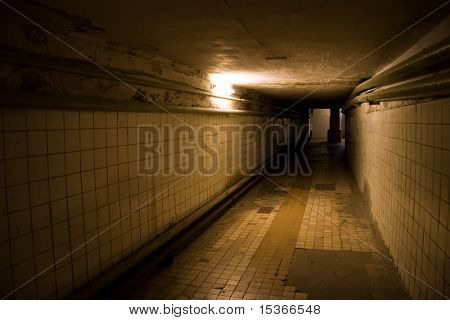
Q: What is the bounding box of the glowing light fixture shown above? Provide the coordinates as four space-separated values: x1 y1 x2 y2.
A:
210 73 235 97
210 72 283 85
209 73 236 110
208 72 283 110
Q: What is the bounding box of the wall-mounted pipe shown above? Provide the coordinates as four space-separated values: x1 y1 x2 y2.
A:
0 92 303 118
347 70 450 107
344 37 450 111
0 44 267 104
0 45 308 115
0 45 247 102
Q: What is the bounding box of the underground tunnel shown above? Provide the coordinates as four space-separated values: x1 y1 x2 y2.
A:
0 0 449 305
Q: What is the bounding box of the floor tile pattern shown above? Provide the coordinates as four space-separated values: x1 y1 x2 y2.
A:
105 143 406 300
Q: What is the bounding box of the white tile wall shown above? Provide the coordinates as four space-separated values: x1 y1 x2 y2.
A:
0 108 290 299
345 97 450 299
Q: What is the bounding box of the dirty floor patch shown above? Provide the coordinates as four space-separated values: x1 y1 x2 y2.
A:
287 248 408 299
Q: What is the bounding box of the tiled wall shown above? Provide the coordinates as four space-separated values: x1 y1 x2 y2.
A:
345 98 450 299
0 108 290 299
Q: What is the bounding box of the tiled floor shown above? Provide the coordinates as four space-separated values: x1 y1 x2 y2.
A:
297 187 375 252
103 142 408 299
296 142 375 252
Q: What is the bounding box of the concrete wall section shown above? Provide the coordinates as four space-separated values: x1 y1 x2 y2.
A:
345 98 450 299
310 109 329 141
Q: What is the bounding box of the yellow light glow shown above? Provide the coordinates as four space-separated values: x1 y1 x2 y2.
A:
211 97 232 110
210 74 235 97
209 72 282 110
209 73 236 110
210 72 282 86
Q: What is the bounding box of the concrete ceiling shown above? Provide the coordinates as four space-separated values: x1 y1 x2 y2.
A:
36 0 449 105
